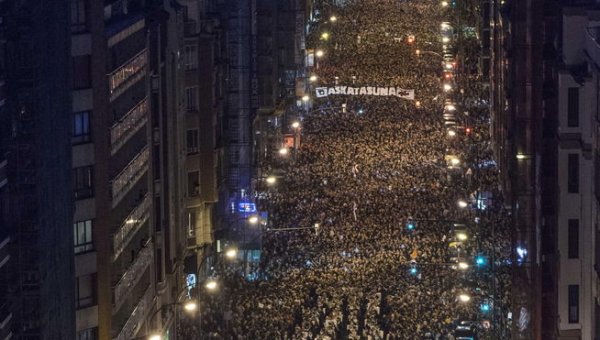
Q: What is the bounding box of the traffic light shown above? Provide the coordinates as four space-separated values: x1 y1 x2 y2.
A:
475 255 487 267
409 263 418 275
406 218 415 231
480 303 491 313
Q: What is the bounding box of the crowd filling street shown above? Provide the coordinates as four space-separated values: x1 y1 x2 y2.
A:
182 0 514 339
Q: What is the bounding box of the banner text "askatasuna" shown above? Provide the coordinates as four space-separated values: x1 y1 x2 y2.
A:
315 86 415 100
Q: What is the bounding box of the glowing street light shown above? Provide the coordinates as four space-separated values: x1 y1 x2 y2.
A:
248 216 259 224
447 130 456 137
441 1 449 7
442 37 450 43
445 63 453 70
205 279 218 291
309 75 318 82
279 147 289 156
457 262 469 270
183 300 198 312
330 15 337 22
302 95 310 102
321 32 330 40
445 104 456 111
516 153 526 160
315 50 325 58
443 83 452 92
266 176 277 185
415 100 421 108
291 121 301 129
458 294 471 303
148 334 162 340
225 247 238 259
450 157 460 166
457 199 468 208
456 232 468 241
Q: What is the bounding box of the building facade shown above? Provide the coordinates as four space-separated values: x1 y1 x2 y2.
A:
70 0 191 339
0 0 75 338
487 0 600 339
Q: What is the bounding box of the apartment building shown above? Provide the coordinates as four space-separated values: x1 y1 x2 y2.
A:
488 0 600 339
70 0 191 338
0 0 75 338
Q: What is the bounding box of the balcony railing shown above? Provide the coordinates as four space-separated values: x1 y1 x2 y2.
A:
586 27 600 67
113 240 153 311
111 146 149 208
112 195 150 261
113 285 154 340
109 49 147 102
110 97 148 154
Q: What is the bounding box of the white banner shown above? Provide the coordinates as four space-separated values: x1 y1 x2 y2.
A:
315 86 415 100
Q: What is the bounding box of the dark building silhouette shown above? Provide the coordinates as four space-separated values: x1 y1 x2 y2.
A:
0 0 75 339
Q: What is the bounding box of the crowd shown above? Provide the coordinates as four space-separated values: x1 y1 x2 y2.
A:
187 0 513 339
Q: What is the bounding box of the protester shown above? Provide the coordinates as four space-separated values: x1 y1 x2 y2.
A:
189 0 512 339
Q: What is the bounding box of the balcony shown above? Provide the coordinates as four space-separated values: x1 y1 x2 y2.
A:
0 79 5 107
108 49 147 102
0 236 9 269
112 194 150 261
585 27 600 67
0 300 12 340
0 159 7 189
112 240 153 311
110 97 148 154
113 285 154 340
111 146 149 208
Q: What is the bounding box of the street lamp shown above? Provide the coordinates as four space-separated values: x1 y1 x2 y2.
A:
148 334 162 340
330 15 337 22
278 147 289 156
291 121 300 129
458 294 471 303
321 32 330 40
205 278 218 291
441 1 449 7
315 50 325 58
450 157 460 166
302 95 310 102
225 247 238 259
183 300 198 312
447 129 456 137
457 199 468 208
248 216 259 225
443 83 452 92
456 232 468 241
266 176 277 185
309 75 318 82
458 261 469 270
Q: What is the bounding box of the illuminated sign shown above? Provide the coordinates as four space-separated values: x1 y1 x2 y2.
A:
238 202 257 213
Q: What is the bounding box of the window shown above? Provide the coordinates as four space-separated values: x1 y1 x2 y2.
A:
76 328 97 340
76 274 96 309
568 285 579 323
187 171 199 197
185 87 198 111
72 55 91 89
567 87 579 127
73 166 94 199
568 219 579 259
74 220 93 254
71 0 88 33
567 154 579 193
184 45 198 70
187 211 196 238
73 111 91 144
186 130 199 154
